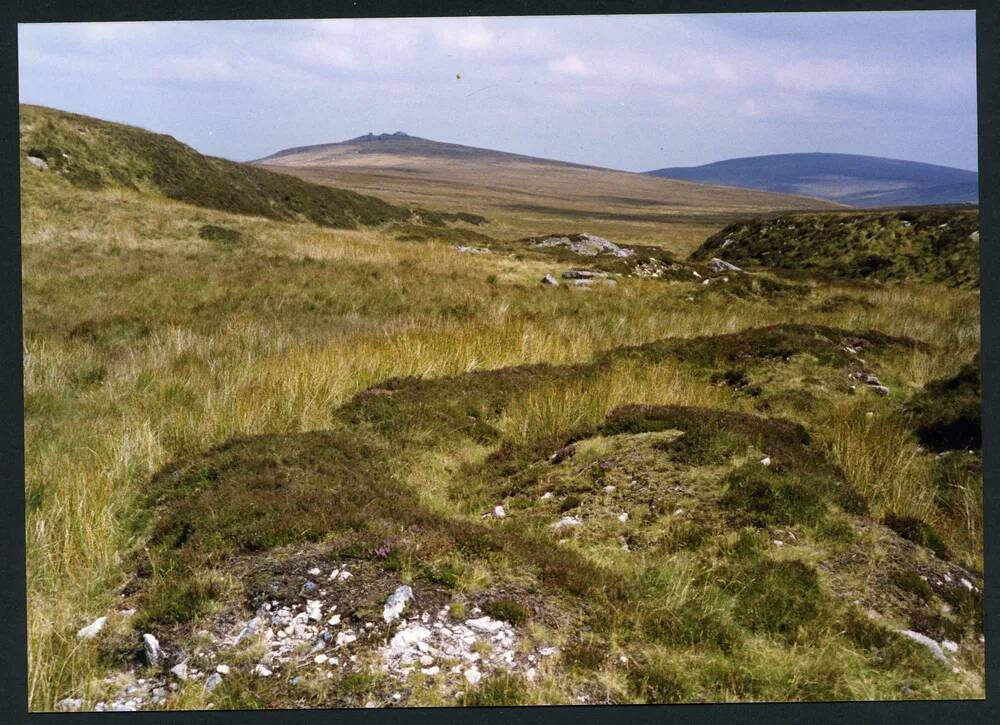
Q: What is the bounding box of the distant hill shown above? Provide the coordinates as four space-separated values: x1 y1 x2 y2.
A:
255 134 841 252
689 206 980 288
255 131 596 169
646 153 978 208
19 105 414 229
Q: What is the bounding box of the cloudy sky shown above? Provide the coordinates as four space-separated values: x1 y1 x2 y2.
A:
18 12 978 171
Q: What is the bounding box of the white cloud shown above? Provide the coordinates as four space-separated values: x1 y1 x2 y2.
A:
548 53 590 77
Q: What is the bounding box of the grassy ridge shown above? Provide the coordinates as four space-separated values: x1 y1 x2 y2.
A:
690 207 980 288
20 105 413 229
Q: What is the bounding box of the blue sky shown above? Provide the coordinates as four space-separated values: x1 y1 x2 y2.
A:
18 12 979 172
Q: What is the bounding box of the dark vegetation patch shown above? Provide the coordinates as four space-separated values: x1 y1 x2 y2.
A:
811 294 875 314
388 222 496 246
904 356 980 452
651 427 745 466
198 224 245 246
603 323 927 371
690 207 980 288
482 598 530 625
410 208 488 226
20 104 428 229
719 464 827 528
728 559 823 638
882 513 951 560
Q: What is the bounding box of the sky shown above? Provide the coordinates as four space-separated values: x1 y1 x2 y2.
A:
17 12 979 172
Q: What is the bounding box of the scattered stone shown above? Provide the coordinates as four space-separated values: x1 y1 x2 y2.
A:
336 631 358 647
541 274 559 286
941 640 959 654
142 634 162 667
455 245 490 254
898 630 948 662
618 512 629 523
466 617 504 634
328 614 342 626
314 654 329 665
77 616 107 640
552 515 581 530
970 231 979 242
850 370 890 396
253 664 272 677
204 673 223 691
215 664 230 675
538 647 557 657
27 155 48 170
169 662 189 680
492 505 506 519
118 608 136 617
236 616 262 644
383 585 414 623
464 667 483 685
56 697 82 712
760 456 772 466
540 491 554 500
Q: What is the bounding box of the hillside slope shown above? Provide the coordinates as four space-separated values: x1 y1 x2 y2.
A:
647 153 979 208
255 134 842 253
19 105 414 229
689 207 980 288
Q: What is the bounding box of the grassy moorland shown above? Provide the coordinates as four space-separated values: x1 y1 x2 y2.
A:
21 106 982 711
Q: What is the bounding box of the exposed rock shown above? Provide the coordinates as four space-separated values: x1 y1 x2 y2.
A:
531 233 634 258
142 634 162 667
562 269 605 279
549 444 575 464
56 697 82 711
708 258 743 273
541 274 559 286
27 155 48 170
77 616 107 640
383 585 414 623
455 245 490 254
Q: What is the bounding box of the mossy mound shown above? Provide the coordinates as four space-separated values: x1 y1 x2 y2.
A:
690 207 980 288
